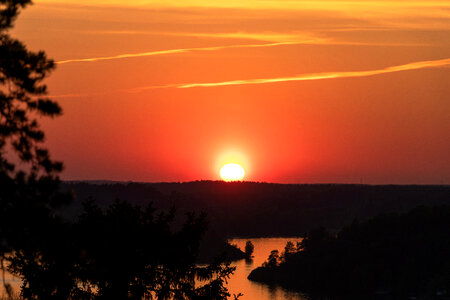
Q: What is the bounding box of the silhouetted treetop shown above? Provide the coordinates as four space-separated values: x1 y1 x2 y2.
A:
1 0 61 177
244 241 254 259
0 0 32 30
1 2 69 298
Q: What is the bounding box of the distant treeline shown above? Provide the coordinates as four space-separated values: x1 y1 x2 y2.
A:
62 181 450 237
248 205 450 299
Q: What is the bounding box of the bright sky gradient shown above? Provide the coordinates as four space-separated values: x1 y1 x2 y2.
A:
10 0 450 183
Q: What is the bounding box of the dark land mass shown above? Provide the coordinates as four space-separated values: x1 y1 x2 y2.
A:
60 181 450 265
197 234 247 264
248 205 450 299
61 181 450 237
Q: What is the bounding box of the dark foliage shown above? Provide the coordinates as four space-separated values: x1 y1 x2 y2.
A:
63 181 450 237
262 250 279 269
249 205 450 299
197 234 246 265
0 0 70 297
244 241 254 259
73 199 236 299
5 198 236 299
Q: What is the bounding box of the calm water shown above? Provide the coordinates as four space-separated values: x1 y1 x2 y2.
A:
1 266 21 296
2 237 307 299
227 237 308 300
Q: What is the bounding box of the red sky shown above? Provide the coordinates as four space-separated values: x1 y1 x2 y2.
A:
11 0 450 183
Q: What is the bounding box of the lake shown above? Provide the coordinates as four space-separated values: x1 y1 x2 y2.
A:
1 237 307 299
227 237 309 300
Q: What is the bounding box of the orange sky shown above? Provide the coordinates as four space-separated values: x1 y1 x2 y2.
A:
10 0 450 183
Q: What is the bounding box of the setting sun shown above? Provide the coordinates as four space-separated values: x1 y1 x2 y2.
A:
220 163 245 181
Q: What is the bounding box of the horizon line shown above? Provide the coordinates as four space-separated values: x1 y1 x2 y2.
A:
62 179 449 186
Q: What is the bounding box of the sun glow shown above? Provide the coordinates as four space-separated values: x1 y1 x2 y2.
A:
220 163 245 181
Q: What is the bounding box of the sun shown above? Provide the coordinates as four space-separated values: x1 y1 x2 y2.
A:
220 163 245 181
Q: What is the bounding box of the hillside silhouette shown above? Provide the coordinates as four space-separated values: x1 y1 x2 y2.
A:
62 181 450 237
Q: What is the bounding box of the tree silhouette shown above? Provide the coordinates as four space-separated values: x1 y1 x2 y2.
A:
244 241 254 259
0 0 62 175
262 250 280 268
280 241 296 262
1 2 237 299
1 0 70 297
69 199 236 299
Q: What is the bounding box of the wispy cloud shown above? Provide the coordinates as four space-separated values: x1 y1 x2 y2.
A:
56 35 428 65
40 1 450 11
56 39 325 65
50 57 450 98
130 57 450 90
48 91 116 98
79 30 320 43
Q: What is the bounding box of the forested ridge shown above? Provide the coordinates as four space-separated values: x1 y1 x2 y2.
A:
63 181 450 236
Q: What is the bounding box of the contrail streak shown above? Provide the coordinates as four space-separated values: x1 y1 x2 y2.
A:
50 57 450 98
56 37 430 65
174 57 450 88
56 41 320 65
